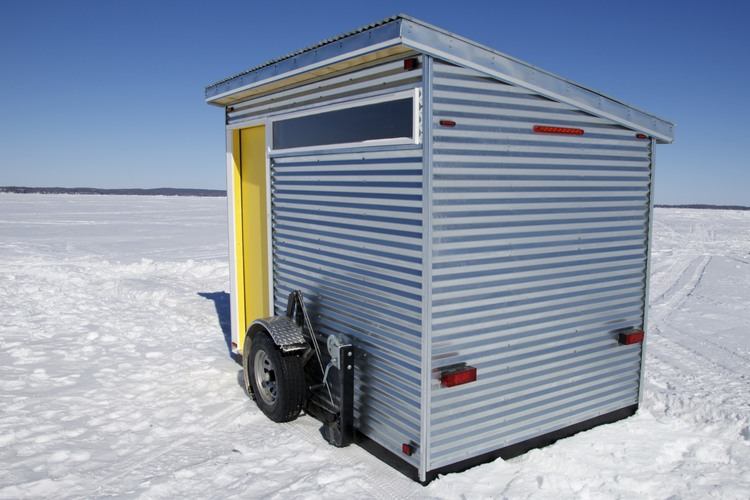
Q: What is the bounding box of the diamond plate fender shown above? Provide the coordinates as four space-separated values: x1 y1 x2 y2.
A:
247 315 308 353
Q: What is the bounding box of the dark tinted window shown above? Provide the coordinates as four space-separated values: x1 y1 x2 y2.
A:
273 97 413 150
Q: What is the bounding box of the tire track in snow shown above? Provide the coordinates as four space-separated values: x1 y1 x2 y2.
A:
650 255 748 372
649 255 710 317
646 251 749 439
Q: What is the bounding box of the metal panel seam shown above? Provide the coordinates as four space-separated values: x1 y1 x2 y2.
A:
639 138 656 405
419 55 434 482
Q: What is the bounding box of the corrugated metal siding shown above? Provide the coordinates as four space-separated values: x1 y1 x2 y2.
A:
272 149 424 462
428 61 651 469
226 57 421 126
227 58 427 465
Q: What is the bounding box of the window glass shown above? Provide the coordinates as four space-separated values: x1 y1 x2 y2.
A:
273 97 414 150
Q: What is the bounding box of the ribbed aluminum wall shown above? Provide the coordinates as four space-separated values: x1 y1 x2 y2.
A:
228 57 426 466
427 61 651 470
272 149 423 460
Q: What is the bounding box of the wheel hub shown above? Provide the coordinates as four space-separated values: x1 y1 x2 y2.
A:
254 350 277 405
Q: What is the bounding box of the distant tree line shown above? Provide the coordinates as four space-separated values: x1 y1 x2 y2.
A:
655 204 749 211
1 187 746 209
0 186 226 197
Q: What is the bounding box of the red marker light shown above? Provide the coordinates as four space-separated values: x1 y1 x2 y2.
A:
440 366 477 387
636 133 649 139
533 125 584 135
439 120 457 127
403 58 419 71
619 331 645 345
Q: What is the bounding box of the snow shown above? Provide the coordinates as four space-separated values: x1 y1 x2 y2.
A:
1 194 748 499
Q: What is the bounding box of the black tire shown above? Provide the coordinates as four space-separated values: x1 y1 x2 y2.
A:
246 331 304 423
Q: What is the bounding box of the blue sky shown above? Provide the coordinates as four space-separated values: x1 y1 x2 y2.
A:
1 0 748 205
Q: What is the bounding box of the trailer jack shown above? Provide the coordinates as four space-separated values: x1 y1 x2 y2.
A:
315 339 354 447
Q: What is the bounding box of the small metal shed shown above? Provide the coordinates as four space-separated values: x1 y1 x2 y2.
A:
205 14 674 483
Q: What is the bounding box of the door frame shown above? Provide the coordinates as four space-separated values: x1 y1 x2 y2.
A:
226 122 273 355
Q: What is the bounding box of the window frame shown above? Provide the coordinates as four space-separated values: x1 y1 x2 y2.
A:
269 88 422 154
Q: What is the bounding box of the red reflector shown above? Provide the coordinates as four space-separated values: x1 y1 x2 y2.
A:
441 366 477 387
636 133 649 139
402 443 413 456
619 331 645 345
403 58 419 71
439 120 457 127
533 125 584 136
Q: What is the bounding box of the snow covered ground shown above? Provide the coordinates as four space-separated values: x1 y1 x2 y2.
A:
1 194 748 499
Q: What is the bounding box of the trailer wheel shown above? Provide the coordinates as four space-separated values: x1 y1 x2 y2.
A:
246 331 304 423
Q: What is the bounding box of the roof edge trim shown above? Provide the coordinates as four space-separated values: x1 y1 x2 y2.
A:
205 16 407 104
397 18 674 143
205 14 674 143
206 39 403 105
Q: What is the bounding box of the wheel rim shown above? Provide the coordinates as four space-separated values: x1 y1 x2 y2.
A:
254 350 277 406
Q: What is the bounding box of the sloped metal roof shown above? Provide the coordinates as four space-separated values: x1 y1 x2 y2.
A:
205 14 674 143
207 15 405 89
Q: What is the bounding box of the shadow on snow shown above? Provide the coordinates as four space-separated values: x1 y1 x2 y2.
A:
198 291 239 363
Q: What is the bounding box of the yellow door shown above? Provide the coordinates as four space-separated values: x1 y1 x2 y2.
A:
232 125 270 353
